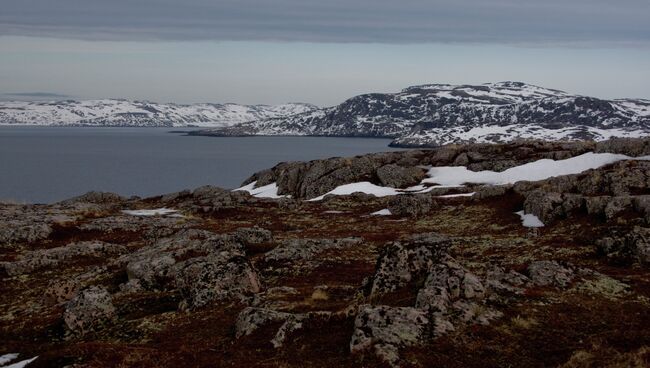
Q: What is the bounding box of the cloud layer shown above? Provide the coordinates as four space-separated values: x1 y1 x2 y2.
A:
1 0 649 44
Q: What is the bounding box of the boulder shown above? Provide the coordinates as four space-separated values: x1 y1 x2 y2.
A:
350 305 453 367
174 254 261 309
527 261 575 287
597 227 650 266
369 233 450 296
63 286 116 336
387 194 434 217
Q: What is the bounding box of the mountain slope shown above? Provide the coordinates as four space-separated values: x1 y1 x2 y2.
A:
0 100 317 127
195 82 650 146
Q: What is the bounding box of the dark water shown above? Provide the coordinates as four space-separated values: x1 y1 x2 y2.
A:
0 127 403 203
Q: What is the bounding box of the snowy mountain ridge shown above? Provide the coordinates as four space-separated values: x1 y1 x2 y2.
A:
195 82 650 147
0 99 318 127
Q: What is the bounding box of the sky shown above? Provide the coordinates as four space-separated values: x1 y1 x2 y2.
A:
1 0 649 106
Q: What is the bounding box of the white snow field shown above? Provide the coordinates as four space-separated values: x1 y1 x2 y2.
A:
515 211 545 228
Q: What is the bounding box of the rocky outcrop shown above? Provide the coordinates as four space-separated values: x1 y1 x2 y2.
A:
120 228 263 309
350 305 451 366
516 159 650 224
527 261 575 288
376 164 426 188
63 286 116 336
59 191 126 205
263 238 361 264
1 241 127 276
355 233 506 366
175 253 261 310
597 227 650 266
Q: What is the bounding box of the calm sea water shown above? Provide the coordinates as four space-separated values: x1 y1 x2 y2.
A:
0 127 403 203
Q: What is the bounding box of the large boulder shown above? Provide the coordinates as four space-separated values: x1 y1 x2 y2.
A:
369 233 450 297
597 227 650 266
174 253 261 310
527 261 575 287
63 286 116 336
350 305 453 367
387 194 434 217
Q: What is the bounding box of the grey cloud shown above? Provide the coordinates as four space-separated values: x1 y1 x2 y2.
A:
1 0 649 44
1 92 73 101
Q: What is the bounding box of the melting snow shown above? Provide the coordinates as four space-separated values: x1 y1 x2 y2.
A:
515 211 545 228
309 182 401 201
437 192 475 198
0 355 19 366
235 181 288 199
371 209 392 216
423 152 650 186
0 355 38 368
121 208 181 217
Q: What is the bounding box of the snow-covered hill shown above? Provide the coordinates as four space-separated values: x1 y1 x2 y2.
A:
0 100 317 127
195 82 650 146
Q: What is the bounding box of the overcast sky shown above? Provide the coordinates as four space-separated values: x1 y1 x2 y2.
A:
1 0 649 105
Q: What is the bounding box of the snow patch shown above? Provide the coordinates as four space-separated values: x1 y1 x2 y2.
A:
122 208 181 217
371 209 392 216
0 355 19 366
423 152 650 186
235 181 288 199
308 182 401 201
515 211 545 228
0 355 38 368
437 192 475 198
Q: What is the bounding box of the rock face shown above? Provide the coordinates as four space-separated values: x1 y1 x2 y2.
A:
516 159 650 224
63 287 116 336
195 82 649 147
376 164 426 188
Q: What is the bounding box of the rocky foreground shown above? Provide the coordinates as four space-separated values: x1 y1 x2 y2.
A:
2 138 650 367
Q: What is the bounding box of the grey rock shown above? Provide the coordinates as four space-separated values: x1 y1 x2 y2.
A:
174 253 261 309
486 266 530 294
387 194 434 217
527 260 575 287
231 227 273 245
2 241 127 276
59 191 125 205
350 305 453 367
370 233 450 296
63 286 116 336
376 164 425 188
264 238 361 263
597 226 650 266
